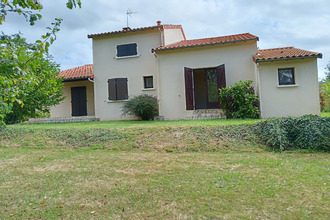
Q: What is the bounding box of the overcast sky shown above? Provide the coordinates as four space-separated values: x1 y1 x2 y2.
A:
2 0 329 79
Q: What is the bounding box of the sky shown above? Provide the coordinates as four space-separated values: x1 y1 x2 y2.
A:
1 0 330 79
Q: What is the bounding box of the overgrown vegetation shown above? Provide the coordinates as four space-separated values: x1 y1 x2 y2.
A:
219 80 260 118
122 94 158 120
255 115 330 151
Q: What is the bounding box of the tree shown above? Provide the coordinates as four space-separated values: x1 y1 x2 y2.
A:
0 0 82 126
320 61 330 112
326 61 330 81
0 0 81 25
1 34 64 124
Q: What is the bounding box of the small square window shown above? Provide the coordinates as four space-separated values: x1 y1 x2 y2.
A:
144 76 153 89
278 68 295 85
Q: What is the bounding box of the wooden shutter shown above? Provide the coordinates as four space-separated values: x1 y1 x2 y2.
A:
116 78 128 100
216 64 226 108
127 43 137 56
108 79 117 100
116 45 125 57
117 43 137 57
184 67 194 110
216 64 226 89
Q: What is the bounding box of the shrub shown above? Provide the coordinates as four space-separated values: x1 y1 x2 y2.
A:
255 115 330 151
219 80 260 118
320 79 330 112
122 94 158 120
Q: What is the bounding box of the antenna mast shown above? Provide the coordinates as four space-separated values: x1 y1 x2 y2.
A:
126 8 138 27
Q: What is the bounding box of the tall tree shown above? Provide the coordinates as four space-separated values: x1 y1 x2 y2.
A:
0 0 82 125
1 33 64 124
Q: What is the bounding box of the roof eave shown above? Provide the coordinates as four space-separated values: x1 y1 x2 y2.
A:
88 26 162 39
255 54 322 63
62 77 92 82
153 37 259 53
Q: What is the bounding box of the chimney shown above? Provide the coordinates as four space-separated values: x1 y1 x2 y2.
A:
157 20 161 26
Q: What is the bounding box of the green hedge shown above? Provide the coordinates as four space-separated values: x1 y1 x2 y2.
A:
255 115 330 151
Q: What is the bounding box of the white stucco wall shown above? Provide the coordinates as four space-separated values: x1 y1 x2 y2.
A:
50 80 95 117
258 58 320 118
163 28 185 46
156 41 258 120
92 30 162 121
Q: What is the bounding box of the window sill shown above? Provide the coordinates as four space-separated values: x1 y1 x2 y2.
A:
106 99 129 103
142 88 156 91
115 54 140 60
277 84 299 88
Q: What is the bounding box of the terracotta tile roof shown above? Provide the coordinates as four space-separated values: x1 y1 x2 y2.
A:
58 64 94 80
152 33 259 52
253 47 322 63
88 24 185 39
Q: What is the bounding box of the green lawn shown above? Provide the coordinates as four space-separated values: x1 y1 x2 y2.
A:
0 118 329 219
11 118 261 130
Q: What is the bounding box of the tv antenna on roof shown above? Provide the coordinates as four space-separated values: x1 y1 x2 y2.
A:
126 8 138 28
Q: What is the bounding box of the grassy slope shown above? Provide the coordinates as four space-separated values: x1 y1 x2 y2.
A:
0 118 329 219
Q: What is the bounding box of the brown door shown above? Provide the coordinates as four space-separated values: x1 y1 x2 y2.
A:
71 86 87 116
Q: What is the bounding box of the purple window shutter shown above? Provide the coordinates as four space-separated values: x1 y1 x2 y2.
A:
116 78 128 100
108 79 117 100
184 67 194 110
216 64 226 108
216 64 226 89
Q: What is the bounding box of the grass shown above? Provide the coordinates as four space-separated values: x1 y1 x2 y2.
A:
0 149 328 219
0 118 329 219
10 118 261 130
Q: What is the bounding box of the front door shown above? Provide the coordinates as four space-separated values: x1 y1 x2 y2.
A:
71 86 87 116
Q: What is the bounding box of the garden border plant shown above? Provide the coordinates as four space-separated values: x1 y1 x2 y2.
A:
219 80 260 119
122 94 158 120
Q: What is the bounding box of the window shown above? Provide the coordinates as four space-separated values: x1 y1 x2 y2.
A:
108 78 128 100
278 68 295 85
117 43 137 57
144 76 154 89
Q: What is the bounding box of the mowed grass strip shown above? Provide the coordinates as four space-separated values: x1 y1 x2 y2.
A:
0 149 329 219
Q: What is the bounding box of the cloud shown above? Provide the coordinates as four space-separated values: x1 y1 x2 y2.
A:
1 0 329 78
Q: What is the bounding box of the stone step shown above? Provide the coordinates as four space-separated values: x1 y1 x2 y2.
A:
187 109 226 120
26 116 100 124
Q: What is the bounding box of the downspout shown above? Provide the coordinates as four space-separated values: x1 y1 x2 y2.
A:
88 77 94 83
256 62 263 118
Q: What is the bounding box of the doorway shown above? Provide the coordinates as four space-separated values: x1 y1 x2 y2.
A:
71 86 87 116
184 65 226 110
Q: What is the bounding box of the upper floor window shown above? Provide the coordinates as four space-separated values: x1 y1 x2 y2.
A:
278 68 295 85
117 43 137 57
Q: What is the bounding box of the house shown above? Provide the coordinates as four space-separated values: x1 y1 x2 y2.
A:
50 21 322 120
